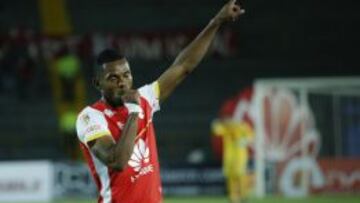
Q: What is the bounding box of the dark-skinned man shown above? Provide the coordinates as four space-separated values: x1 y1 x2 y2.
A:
76 1 244 202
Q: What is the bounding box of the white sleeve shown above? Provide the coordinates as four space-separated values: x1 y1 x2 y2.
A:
138 81 160 114
76 107 112 145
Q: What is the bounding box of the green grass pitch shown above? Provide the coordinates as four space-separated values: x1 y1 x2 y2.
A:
54 195 360 203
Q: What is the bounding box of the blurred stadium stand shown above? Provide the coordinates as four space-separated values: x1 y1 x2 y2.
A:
0 0 359 165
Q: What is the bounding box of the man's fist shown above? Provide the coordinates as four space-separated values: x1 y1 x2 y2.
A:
214 0 245 24
121 90 140 104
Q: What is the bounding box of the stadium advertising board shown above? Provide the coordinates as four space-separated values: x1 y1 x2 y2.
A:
53 162 96 198
315 159 360 193
0 28 236 61
161 167 225 196
252 82 360 197
53 163 225 198
0 161 53 202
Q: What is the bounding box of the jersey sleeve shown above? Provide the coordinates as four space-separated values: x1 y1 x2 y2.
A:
76 107 112 145
138 81 160 114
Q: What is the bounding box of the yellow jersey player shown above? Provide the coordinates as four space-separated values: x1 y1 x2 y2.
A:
212 118 253 203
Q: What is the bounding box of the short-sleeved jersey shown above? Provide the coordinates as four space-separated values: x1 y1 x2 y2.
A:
211 120 253 177
76 82 162 203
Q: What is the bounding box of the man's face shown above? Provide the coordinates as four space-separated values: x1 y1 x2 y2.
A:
98 59 133 107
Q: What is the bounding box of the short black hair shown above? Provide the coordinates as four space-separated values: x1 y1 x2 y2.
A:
96 48 125 66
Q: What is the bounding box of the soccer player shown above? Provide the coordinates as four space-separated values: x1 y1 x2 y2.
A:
211 89 255 203
212 118 253 203
76 0 244 202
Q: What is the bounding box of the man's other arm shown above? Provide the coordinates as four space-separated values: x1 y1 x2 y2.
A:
88 90 141 171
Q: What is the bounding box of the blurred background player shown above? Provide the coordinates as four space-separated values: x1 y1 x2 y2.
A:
211 94 254 203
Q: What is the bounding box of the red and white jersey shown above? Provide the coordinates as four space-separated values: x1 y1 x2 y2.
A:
76 82 162 203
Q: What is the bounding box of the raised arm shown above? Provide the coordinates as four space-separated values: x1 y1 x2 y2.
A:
157 0 244 101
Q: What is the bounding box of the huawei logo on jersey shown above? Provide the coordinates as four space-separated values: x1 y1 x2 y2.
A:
128 139 150 171
128 139 154 182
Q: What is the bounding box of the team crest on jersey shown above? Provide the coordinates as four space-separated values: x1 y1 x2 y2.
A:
128 139 153 182
81 114 90 125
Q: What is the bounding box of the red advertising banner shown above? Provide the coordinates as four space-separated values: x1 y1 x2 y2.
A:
316 159 360 193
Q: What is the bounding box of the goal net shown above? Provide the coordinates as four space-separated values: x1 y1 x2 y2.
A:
252 77 360 197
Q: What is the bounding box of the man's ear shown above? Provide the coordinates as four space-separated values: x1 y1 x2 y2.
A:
93 76 101 90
